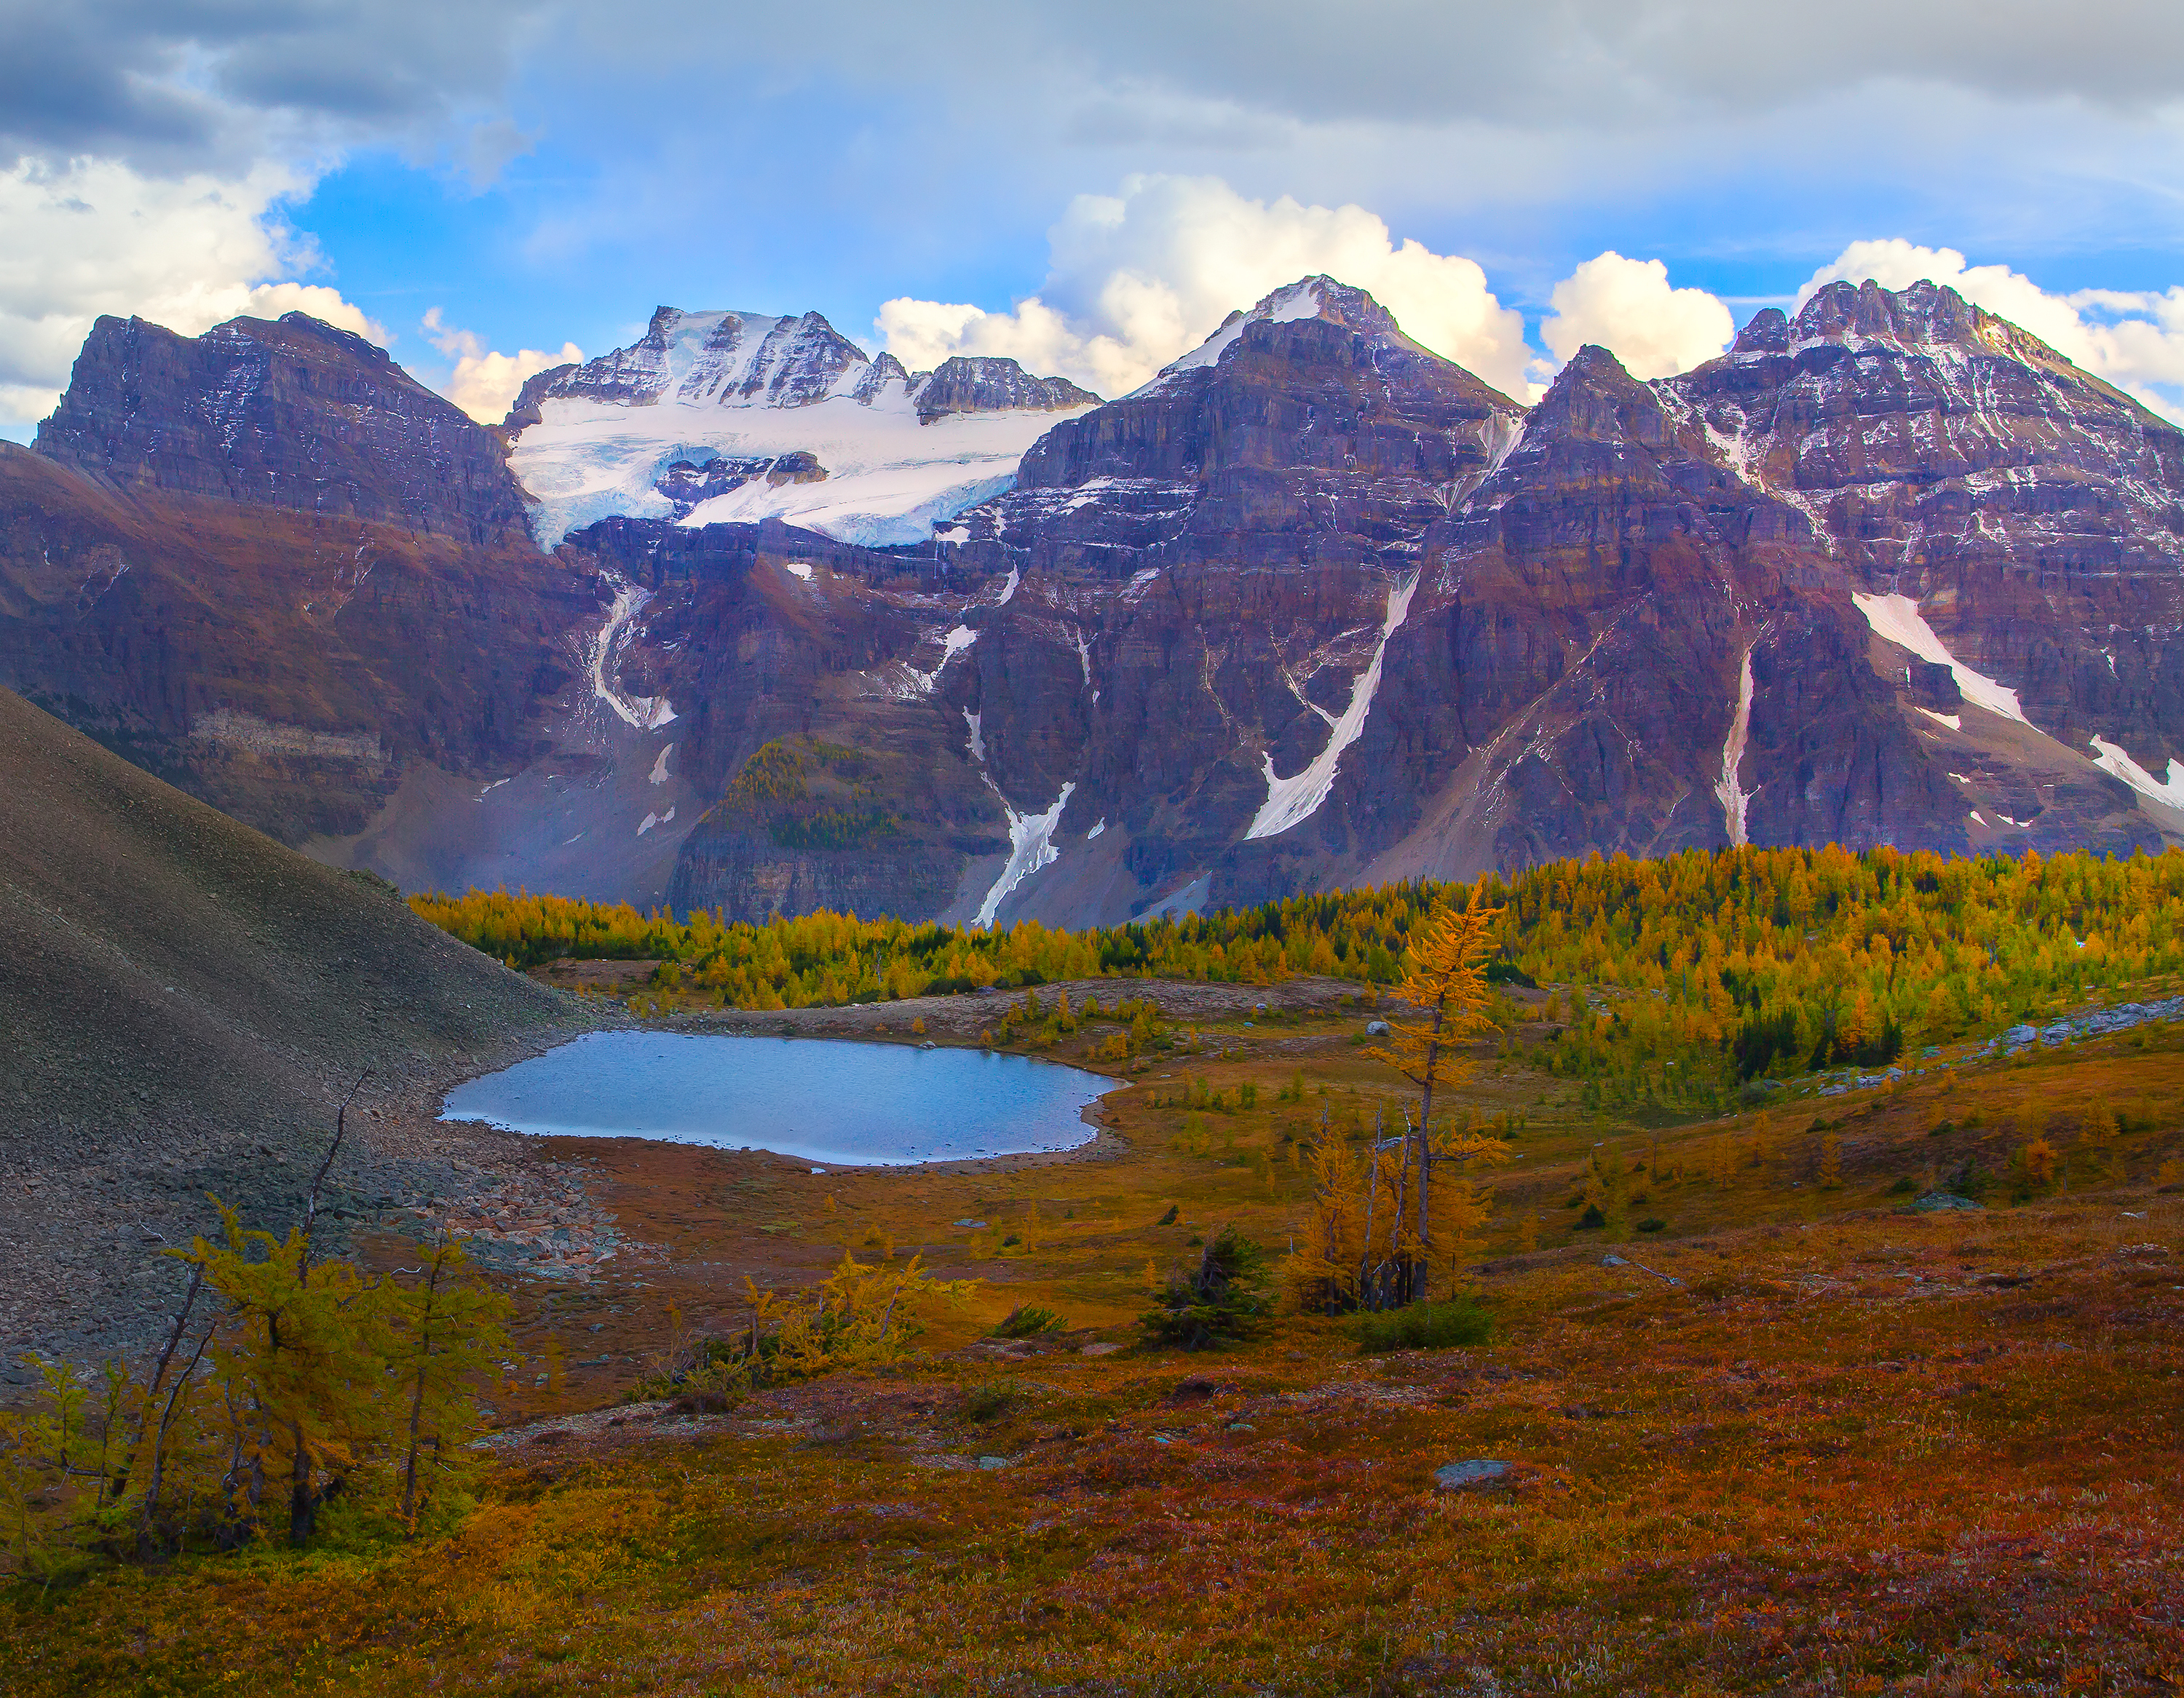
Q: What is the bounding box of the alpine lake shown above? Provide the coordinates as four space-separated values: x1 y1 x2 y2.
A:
440 1029 1111 1166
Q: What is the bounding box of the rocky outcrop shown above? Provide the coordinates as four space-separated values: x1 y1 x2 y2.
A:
656 451 827 516
912 357 1099 424
668 731 1003 924
36 312 534 547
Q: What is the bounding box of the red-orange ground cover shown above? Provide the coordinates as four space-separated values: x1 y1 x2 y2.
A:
7 1192 2179 1696
8 997 2183 1694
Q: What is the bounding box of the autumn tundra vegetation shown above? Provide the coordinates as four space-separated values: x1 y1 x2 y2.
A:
7 846 2183 1694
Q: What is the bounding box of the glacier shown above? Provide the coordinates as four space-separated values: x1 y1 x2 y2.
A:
505 306 1095 549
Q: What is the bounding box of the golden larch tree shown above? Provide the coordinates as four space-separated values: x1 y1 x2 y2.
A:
1364 892 1510 1304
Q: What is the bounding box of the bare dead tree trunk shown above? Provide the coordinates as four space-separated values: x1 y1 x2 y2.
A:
132 1261 207 1558
1411 1004 1447 1305
299 1071 370 1270
1393 1106 1415 1304
1360 1106 1380 1308
400 1245 446 1531
138 1317 214 1559
125 1261 204 1476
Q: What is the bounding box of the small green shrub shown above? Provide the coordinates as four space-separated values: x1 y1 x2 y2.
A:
962 1378 1026 1421
1140 1226 1270 1351
1348 1298 1494 1354
990 1304 1065 1339
1575 1203 1607 1229
1634 1216 1666 1234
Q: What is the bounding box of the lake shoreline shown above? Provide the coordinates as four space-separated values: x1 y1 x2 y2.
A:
440 1029 1117 1167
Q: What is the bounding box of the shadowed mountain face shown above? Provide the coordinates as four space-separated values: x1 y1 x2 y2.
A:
3 278 2180 929
36 312 534 547
0 685 569 1369
3 311 590 848
0 440 594 846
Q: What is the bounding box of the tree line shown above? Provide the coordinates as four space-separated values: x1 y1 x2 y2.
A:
412 844 2184 1087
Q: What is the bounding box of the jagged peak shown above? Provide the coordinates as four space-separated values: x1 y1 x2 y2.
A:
1139 275 1420 393
1775 277 2092 377
1527 342 1655 432
1729 306 1789 357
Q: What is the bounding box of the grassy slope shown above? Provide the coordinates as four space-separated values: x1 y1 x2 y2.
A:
0 684 574 1367
7 984 2180 1694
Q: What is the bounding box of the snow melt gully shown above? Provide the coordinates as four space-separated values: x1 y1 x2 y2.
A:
1246 571 1419 841
587 576 677 731
1715 646 1757 846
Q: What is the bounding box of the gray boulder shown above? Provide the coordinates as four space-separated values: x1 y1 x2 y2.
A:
1434 1459 1510 1490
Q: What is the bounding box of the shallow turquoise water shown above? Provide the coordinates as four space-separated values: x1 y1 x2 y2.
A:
440 1031 1109 1166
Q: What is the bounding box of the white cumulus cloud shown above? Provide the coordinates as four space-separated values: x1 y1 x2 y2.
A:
1538 250 1733 381
422 308 581 422
876 174 1532 399
1803 239 2184 423
0 158 384 437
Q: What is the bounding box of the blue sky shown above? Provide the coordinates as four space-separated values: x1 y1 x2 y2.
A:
4 0 2183 433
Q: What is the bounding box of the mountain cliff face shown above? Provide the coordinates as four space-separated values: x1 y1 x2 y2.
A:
914 357 1098 424
4 277 2180 927
1663 279 2184 804
954 277 1521 576
647 275 2172 925
503 308 1101 549
36 312 533 547
1 314 590 848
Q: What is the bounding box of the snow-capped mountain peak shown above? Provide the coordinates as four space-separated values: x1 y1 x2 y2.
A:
1136 275 1421 395
502 306 1100 548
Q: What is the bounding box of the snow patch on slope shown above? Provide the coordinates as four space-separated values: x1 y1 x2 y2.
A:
2089 737 2184 807
1852 592 2028 726
1137 279 1326 395
1246 571 1418 840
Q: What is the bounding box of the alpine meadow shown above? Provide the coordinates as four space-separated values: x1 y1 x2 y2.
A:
5 1 2184 1691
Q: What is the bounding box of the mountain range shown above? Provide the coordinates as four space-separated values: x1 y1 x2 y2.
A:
4 271 2180 929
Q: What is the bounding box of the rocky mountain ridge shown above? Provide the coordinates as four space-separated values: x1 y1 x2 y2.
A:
646 273 2178 924
7 273 2183 927
38 312 533 547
